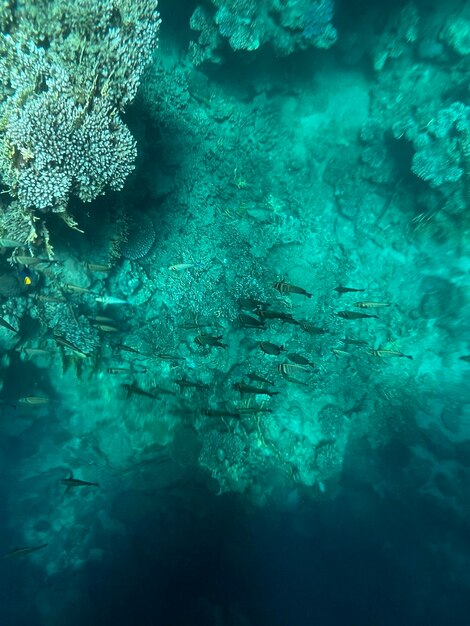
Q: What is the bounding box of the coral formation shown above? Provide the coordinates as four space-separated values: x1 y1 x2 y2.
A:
190 0 337 65
0 0 160 247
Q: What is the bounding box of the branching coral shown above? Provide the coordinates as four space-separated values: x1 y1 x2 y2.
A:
0 0 160 248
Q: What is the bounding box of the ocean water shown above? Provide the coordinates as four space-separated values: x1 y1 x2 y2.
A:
0 0 469 624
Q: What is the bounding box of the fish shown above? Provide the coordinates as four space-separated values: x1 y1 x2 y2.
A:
194 334 227 349
95 295 131 306
19 347 54 358
257 309 299 324
36 294 67 304
18 396 50 405
233 383 278 396
54 335 89 358
64 284 91 294
0 317 18 334
259 341 284 356
168 263 194 271
370 349 413 360
459 355 470 363
122 383 156 399
175 378 210 391
334 285 366 295
277 363 310 375
0 238 28 248
91 323 120 332
89 315 116 324
4 543 48 558
246 372 273 385
342 336 368 346
14 256 57 266
154 353 185 361
336 311 378 320
18 266 33 286
331 348 351 357
61 472 99 492
201 409 241 418
273 281 312 298
237 313 265 328
239 297 270 310
299 321 328 335
353 301 391 309
117 343 146 356
287 353 315 368
86 263 112 272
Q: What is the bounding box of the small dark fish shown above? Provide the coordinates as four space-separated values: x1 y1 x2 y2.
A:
238 313 265 328
154 353 185 361
122 383 156 399
194 334 227 349
354 301 391 309
334 285 366 295
336 310 378 320
175 378 209 391
342 336 368 346
287 353 315 368
459 355 470 363
299 321 328 335
61 473 99 491
0 317 18 334
233 382 278 396
257 309 299 324
239 297 270 311
273 281 312 298
259 341 284 356
4 543 48 558
117 344 147 356
246 372 273 385
201 408 241 418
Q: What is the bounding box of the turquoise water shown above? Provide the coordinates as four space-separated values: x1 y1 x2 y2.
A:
0 1 469 624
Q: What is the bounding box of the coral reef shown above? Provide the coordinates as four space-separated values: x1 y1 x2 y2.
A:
0 3 469 620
